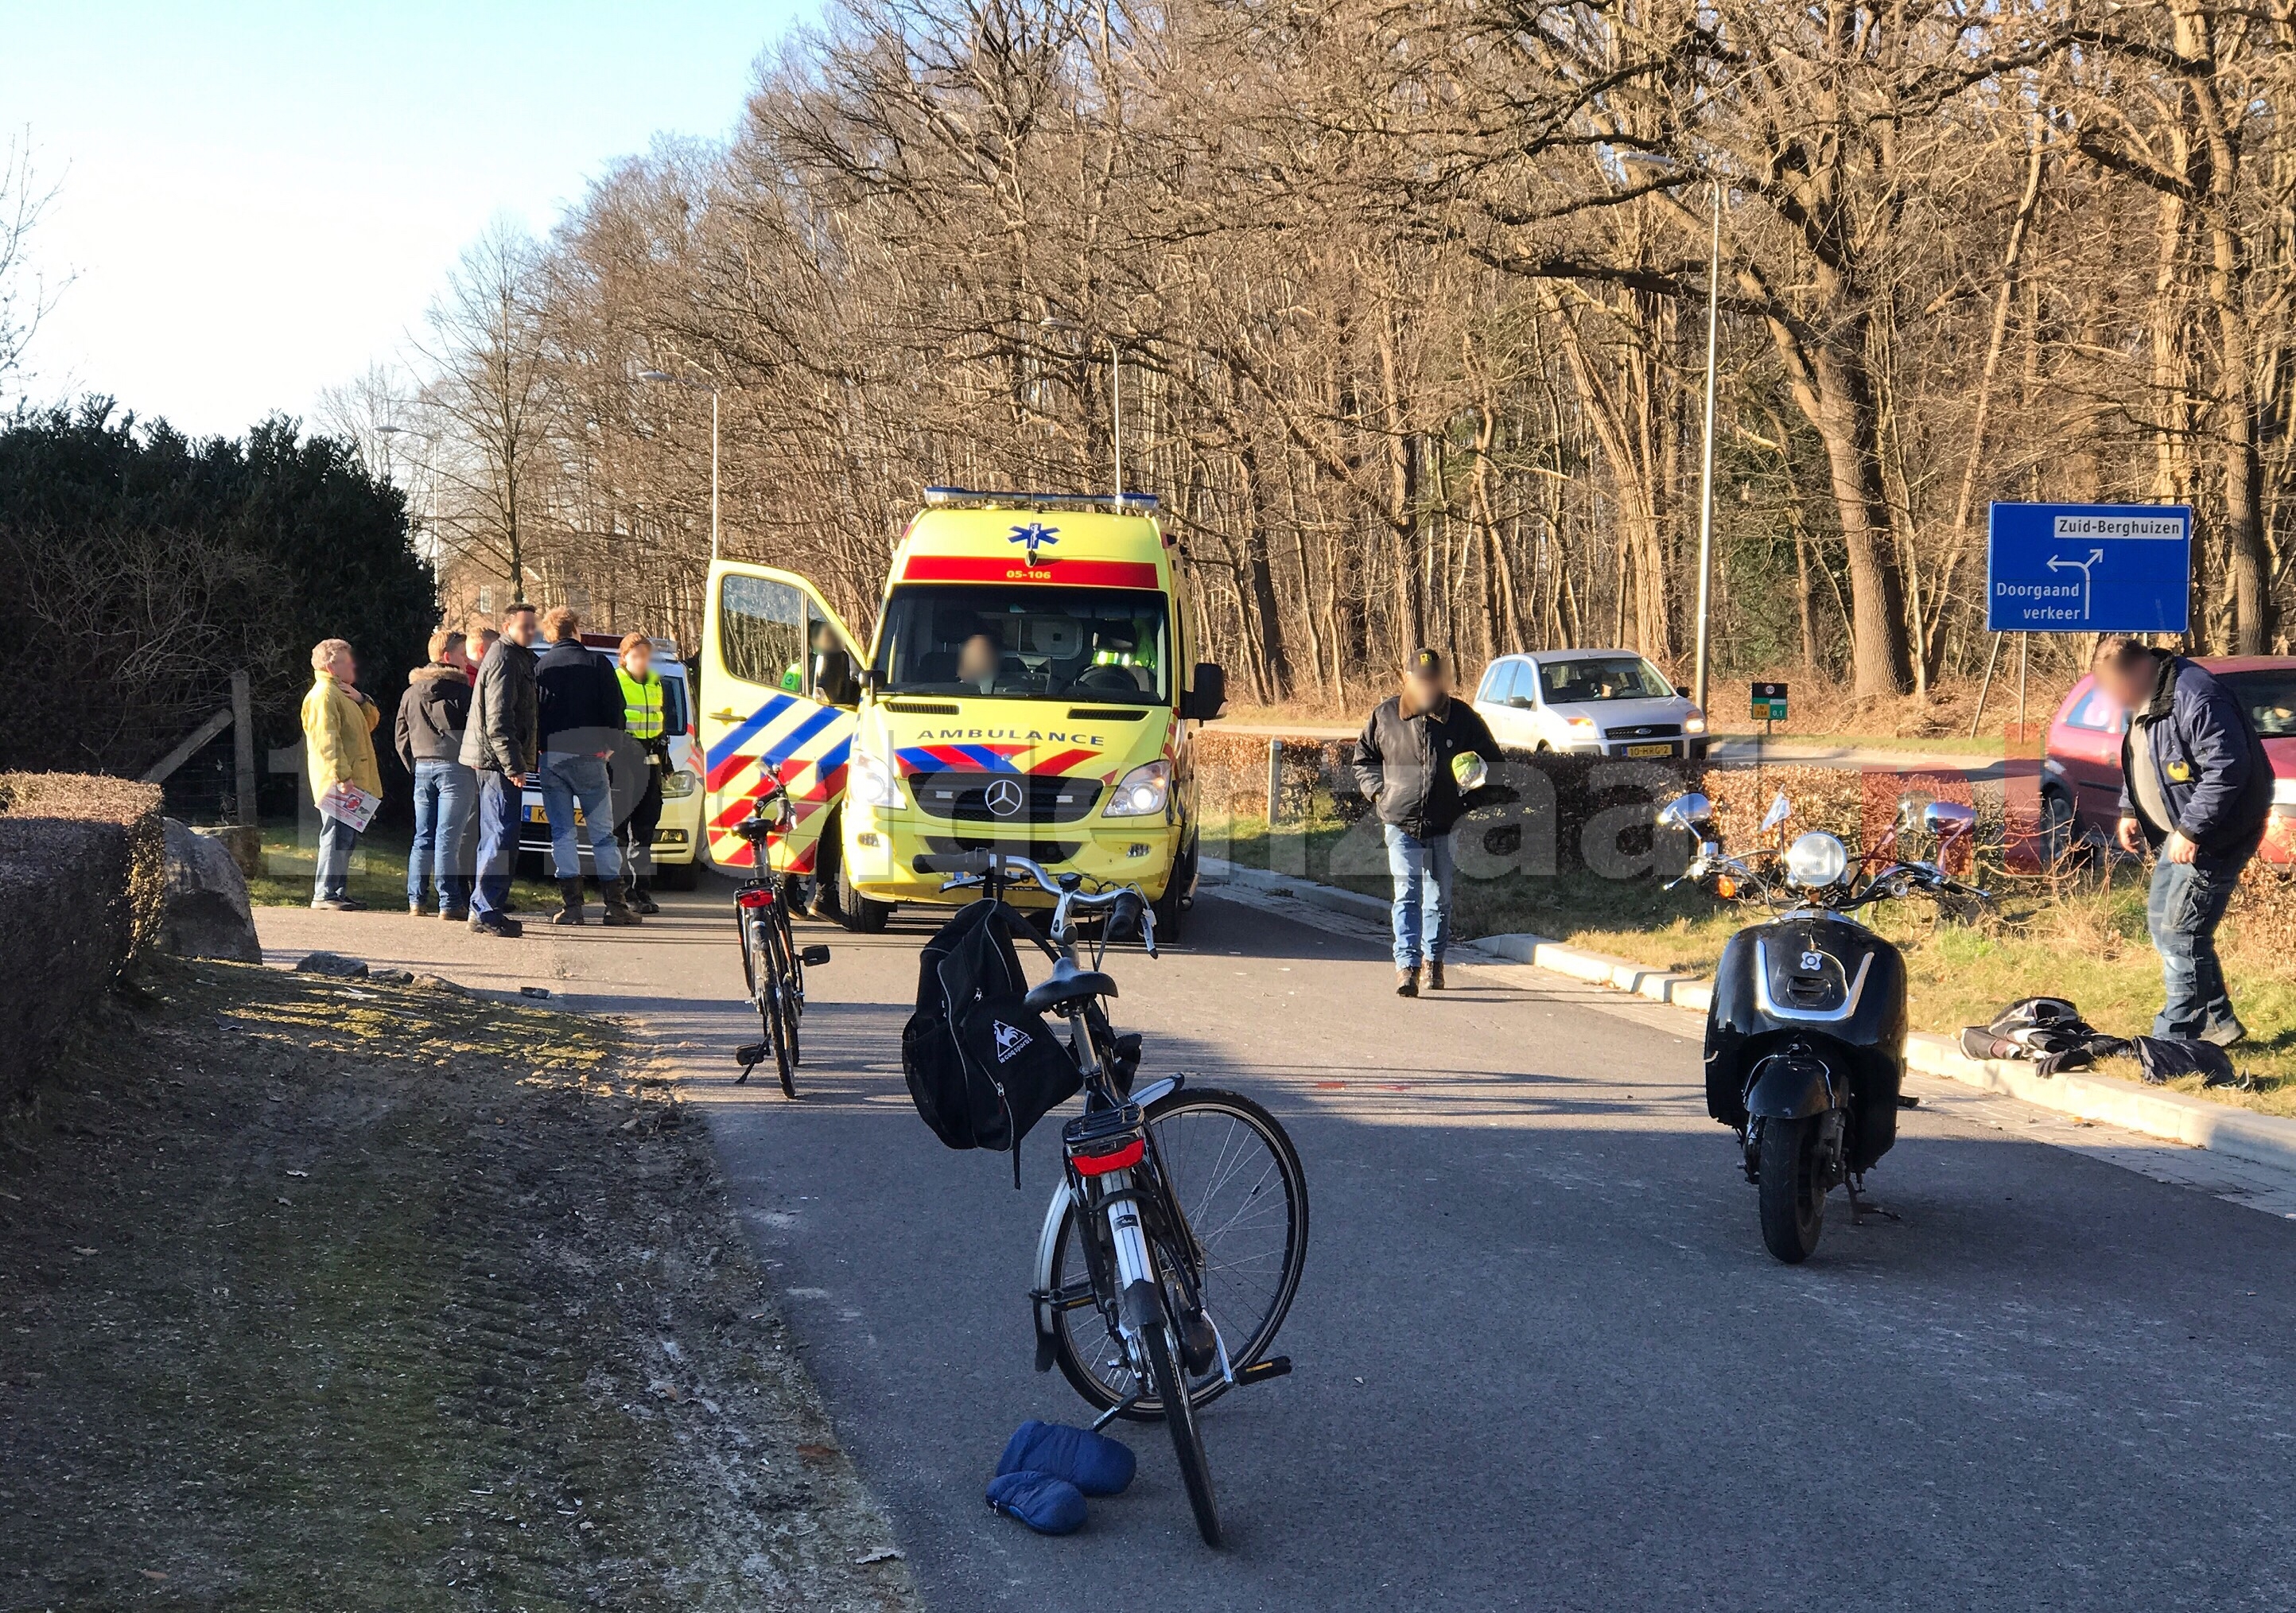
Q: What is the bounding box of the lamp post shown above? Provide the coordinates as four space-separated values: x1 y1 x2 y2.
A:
639 368 720 559
1622 154 1723 710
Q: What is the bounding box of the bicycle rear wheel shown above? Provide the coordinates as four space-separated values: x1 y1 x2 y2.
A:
734 900 764 1086
1142 1312 1222 1546
1048 1087 1308 1417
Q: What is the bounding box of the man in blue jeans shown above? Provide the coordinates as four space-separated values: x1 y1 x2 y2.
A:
534 605 639 927
394 628 475 919
460 604 541 937
1353 649 1500 997
2092 637 2272 1044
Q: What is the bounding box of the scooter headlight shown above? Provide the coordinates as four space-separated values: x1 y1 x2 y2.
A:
1785 830 1848 888
1102 759 1171 818
849 742 905 810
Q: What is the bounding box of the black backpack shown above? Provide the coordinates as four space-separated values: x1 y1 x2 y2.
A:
901 900 1082 1184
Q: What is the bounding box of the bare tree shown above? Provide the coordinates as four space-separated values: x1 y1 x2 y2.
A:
0 130 66 402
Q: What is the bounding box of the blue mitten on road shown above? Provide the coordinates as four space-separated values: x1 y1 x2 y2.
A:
995 1419 1136 1496
986 1469 1087 1535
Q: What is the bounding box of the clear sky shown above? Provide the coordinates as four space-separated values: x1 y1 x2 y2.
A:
0 1 818 437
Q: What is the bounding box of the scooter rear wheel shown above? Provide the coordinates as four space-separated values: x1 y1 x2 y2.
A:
1758 1116 1825 1263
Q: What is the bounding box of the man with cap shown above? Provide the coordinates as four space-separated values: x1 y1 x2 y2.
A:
1353 649 1501 997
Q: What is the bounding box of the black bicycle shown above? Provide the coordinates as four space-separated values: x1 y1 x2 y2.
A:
732 776 830 1096
915 849 1309 1547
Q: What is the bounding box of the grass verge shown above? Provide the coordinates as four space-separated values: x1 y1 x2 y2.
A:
0 958 916 1611
247 822 567 912
1207 807 2296 1117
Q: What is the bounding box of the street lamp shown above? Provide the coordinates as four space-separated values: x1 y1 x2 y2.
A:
639 367 720 559
1622 153 1723 711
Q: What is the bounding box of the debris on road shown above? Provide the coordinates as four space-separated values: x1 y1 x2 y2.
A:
292 950 367 978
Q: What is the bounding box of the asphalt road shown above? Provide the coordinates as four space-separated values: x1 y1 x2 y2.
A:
262 879 2296 1611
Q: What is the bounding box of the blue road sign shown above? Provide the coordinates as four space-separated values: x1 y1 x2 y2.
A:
1987 503 2190 633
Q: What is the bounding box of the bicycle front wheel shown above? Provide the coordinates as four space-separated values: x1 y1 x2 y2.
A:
1049 1087 1308 1417
1143 1314 1222 1546
775 897 803 1064
750 912 795 1098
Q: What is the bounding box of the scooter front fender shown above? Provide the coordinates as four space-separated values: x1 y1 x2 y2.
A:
1743 1050 1839 1121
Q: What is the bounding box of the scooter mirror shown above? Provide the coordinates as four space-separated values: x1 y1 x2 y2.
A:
1894 793 1931 836
1657 792 1714 834
1760 791 1793 833
1924 800 1976 840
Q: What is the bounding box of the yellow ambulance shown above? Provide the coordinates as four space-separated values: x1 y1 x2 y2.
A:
697 488 1226 937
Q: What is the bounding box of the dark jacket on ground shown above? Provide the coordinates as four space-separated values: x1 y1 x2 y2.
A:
535 639 624 751
394 663 472 771
2116 654 2271 873
1353 691 1502 838
460 638 538 776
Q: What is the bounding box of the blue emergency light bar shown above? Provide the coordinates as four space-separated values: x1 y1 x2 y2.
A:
923 485 1160 513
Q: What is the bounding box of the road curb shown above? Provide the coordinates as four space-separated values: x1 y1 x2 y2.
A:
1202 857 2296 1176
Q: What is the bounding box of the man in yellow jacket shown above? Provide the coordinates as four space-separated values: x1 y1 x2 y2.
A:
302 637 383 911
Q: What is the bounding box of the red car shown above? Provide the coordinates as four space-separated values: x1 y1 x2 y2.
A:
2042 655 2296 865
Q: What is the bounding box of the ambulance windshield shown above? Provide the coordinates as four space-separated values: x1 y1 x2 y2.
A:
873 585 1170 705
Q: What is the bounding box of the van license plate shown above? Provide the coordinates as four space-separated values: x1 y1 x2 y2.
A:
1626 743 1672 758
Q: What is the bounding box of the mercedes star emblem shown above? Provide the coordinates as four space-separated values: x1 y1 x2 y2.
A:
984 778 1025 818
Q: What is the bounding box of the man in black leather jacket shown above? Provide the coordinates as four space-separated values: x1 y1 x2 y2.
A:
1353 649 1500 997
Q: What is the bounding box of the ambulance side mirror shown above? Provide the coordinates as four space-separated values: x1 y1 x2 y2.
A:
812 647 861 708
1182 663 1226 721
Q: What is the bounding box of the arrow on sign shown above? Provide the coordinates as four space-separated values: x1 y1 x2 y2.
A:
2045 547 2105 619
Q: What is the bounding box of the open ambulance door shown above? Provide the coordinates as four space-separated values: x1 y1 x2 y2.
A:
698 561 864 878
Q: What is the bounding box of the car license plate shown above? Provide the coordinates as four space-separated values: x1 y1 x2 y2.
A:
525 804 584 825
1626 743 1672 758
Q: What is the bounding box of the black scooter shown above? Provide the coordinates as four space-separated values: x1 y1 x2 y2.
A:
1657 791 1991 1263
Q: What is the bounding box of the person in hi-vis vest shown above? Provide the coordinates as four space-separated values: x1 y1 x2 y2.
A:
616 632 668 915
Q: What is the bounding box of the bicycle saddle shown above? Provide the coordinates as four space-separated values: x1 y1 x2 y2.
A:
1025 956 1118 1013
733 799 789 841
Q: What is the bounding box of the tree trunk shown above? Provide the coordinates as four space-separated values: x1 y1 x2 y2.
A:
1806 336 1915 698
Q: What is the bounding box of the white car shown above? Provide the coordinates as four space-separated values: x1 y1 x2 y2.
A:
1471 649 1709 760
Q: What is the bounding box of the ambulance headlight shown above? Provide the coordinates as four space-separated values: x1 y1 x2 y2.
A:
660 768 700 799
1102 760 1171 818
1785 831 1848 888
849 743 905 810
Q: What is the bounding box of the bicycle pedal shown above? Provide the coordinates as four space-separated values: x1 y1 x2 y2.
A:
1235 1355 1292 1386
735 1041 767 1067
799 944 832 966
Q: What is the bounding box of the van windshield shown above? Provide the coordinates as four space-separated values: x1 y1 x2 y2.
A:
872 585 1169 705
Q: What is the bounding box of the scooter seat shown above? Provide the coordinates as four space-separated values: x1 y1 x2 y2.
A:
1025 957 1118 1014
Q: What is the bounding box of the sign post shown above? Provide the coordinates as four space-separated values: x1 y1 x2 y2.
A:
1750 681 1788 739
1975 503 2192 738
1986 503 2191 635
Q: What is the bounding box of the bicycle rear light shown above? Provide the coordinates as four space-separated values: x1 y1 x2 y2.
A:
1070 1137 1144 1176
736 888 776 910
1063 1103 1145 1176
